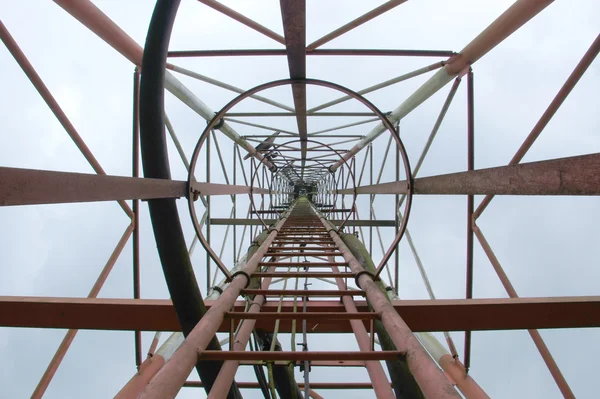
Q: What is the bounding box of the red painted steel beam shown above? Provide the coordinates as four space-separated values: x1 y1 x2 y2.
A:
341 153 600 196
464 68 475 371
3 296 600 332
0 167 186 205
167 49 455 58
240 289 364 297
280 0 308 163
0 167 269 206
198 351 404 361
225 311 378 320
237 360 365 367
184 381 377 389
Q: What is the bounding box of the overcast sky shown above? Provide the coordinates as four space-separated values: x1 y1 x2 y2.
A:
1 1 599 398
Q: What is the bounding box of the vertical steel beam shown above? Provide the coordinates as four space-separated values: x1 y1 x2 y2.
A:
207 131 212 293
394 123 400 295
279 0 308 170
369 144 373 254
233 144 238 261
464 68 474 371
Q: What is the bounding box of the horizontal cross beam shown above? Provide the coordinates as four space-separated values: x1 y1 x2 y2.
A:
338 153 600 196
0 167 186 205
2 295 598 333
210 218 395 227
0 167 266 206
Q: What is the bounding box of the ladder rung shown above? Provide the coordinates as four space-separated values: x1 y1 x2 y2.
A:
241 289 364 297
265 252 341 256
252 272 354 278
278 233 327 236
267 247 336 251
198 350 404 362
261 265 347 269
273 241 335 244
238 360 366 367
259 262 348 266
225 311 378 320
279 229 326 231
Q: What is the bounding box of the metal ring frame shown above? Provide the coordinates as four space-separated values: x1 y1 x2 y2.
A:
249 138 352 229
187 78 413 280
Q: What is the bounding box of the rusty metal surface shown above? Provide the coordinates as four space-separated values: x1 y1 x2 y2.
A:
2 1 597 397
345 153 600 196
280 0 308 161
4 296 600 332
167 48 455 57
198 350 405 361
414 153 600 195
183 381 378 389
0 167 187 206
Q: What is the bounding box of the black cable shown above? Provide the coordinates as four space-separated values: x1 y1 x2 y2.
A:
139 1 241 397
251 331 272 399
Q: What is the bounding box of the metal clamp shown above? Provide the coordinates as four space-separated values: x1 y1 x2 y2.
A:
208 113 224 129
231 270 252 288
211 286 223 295
354 270 376 289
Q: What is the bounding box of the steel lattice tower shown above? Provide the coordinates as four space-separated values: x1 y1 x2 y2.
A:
1 1 599 398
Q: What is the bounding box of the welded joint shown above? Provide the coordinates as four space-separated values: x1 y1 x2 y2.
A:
456 66 470 80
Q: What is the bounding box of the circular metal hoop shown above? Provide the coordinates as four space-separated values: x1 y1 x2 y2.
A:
248 138 353 229
187 78 413 270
